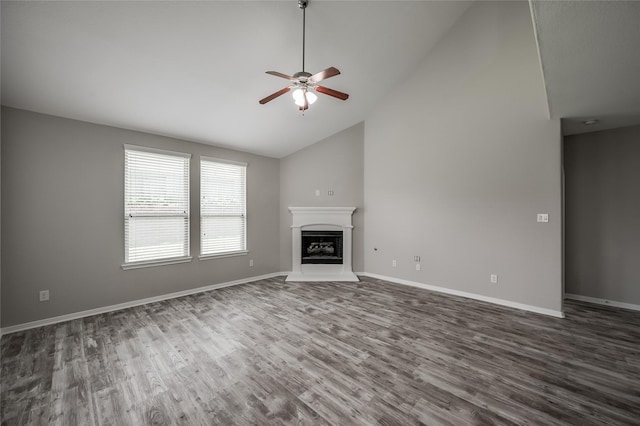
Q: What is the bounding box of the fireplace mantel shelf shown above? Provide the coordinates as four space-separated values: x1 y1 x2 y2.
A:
287 207 358 282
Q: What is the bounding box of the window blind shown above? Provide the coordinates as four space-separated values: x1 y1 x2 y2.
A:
124 146 190 264
200 158 247 256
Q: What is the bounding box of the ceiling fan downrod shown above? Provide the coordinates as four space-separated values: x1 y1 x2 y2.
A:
258 0 349 110
299 0 308 72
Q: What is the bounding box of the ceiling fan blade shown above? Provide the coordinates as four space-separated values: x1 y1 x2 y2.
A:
266 71 294 81
315 85 349 101
309 67 341 83
259 87 291 104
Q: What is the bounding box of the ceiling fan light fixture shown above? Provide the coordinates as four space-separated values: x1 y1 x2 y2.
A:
293 89 317 106
259 0 349 110
292 88 304 102
306 91 318 104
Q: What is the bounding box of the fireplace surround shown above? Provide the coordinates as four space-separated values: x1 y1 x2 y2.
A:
286 207 358 282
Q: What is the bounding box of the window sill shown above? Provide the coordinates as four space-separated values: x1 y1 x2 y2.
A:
199 251 248 261
122 256 192 270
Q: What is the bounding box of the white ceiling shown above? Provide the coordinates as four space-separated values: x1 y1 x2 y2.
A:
5 1 639 155
1 0 472 158
530 0 640 136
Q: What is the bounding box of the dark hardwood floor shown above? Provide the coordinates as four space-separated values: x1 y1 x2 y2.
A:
2 276 639 425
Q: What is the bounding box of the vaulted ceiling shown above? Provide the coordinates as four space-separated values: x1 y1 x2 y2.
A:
3 1 640 158
1 1 472 158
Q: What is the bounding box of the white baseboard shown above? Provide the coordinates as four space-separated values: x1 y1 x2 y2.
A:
1 271 568 336
565 293 640 312
360 272 565 318
0 272 287 336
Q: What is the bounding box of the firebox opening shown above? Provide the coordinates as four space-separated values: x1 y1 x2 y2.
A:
301 230 343 264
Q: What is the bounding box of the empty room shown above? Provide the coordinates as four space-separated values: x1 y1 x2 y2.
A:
1 0 639 424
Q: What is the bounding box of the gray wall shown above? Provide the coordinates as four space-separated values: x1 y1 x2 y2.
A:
1 107 280 327
564 125 640 304
279 122 364 272
364 1 563 312
1 2 569 326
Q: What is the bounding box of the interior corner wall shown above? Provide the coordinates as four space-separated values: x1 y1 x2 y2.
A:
363 1 563 312
564 125 640 305
0 107 3 328
1 107 280 327
279 122 364 273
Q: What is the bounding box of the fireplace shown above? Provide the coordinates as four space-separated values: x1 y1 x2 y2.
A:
287 207 358 282
301 231 343 264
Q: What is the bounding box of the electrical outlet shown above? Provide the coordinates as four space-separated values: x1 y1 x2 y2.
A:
490 274 498 284
416 263 421 271
537 213 549 223
392 259 397 267
414 256 420 262
249 259 254 267
39 290 50 302
328 190 334 196
315 189 320 197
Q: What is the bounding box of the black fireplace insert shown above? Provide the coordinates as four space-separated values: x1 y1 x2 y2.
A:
301 230 343 264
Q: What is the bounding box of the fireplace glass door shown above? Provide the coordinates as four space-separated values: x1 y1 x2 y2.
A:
301 231 343 264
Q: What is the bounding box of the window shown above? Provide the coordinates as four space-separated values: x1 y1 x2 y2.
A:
200 157 247 257
124 145 191 267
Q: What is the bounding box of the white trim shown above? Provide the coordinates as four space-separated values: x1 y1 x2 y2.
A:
565 293 640 312
199 251 248 260
288 206 357 215
0 272 286 336
123 143 192 158
1 271 571 336
122 256 192 270
360 273 565 318
528 0 552 120
200 156 247 167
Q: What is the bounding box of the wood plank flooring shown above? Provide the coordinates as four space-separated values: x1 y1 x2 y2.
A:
2 276 640 425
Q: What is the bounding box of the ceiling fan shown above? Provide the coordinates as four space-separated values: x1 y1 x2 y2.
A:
259 0 349 111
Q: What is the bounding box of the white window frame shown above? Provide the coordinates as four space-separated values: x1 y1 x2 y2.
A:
122 144 192 270
199 157 248 259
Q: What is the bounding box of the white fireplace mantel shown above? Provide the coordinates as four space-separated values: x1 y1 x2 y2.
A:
287 207 359 282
